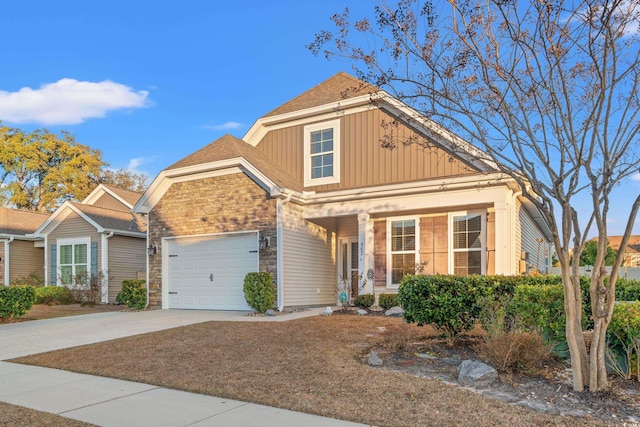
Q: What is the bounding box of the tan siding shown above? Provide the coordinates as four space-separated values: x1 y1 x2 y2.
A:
107 235 146 302
92 193 130 212
48 212 102 278
518 200 549 273
486 209 496 275
9 240 45 282
281 203 335 308
256 109 479 192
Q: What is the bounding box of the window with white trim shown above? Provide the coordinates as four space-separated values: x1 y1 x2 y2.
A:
58 238 91 285
304 119 340 187
450 212 485 275
387 217 420 288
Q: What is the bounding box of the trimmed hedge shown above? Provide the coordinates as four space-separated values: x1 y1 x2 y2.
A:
243 272 275 313
35 286 74 305
353 294 374 309
0 286 36 319
116 280 147 309
378 293 398 311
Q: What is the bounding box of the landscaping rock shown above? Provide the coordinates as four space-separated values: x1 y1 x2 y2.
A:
385 306 404 317
368 351 383 366
356 309 368 316
264 309 276 316
457 359 498 387
320 306 333 316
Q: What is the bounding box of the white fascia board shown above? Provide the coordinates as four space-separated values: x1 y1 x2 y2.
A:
134 159 282 213
294 172 510 206
83 184 134 209
243 94 375 146
105 229 146 238
303 185 511 219
32 202 103 236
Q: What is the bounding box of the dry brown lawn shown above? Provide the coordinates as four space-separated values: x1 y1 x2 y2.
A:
0 401 94 427
12 314 609 427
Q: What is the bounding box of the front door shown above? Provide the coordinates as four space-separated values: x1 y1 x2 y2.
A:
340 238 359 297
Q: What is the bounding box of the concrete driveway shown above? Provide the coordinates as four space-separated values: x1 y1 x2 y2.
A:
0 307 327 360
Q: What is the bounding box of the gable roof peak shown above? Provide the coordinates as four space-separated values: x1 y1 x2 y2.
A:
263 72 379 118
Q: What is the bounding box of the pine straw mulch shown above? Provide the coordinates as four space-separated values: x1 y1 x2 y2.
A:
12 314 628 427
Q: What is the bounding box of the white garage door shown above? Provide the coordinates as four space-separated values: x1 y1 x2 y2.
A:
166 233 258 310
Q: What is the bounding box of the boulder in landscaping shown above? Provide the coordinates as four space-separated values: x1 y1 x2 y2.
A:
457 359 498 387
385 306 404 317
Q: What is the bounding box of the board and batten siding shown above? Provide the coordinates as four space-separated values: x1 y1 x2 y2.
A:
281 202 335 308
91 193 129 211
9 240 44 283
0 242 5 285
47 212 102 283
107 235 146 302
517 200 549 273
255 108 479 192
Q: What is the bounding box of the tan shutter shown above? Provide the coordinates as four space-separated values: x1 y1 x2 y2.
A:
373 220 386 287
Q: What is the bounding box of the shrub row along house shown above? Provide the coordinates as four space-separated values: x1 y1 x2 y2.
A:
0 185 147 302
134 72 553 311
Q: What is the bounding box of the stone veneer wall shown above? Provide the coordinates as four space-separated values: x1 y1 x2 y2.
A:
148 173 278 307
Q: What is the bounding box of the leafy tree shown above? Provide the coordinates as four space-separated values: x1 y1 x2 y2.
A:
100 168 149 193
311 0 640 392
579 240 617 267
0 124 105 211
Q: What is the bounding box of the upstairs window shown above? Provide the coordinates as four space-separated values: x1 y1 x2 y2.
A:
304 119 340 187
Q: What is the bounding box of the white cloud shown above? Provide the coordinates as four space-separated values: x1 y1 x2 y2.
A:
632 173 640 181
0 78 149 125
203 121 243 131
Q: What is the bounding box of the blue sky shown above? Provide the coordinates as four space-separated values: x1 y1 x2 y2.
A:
1 1 638 236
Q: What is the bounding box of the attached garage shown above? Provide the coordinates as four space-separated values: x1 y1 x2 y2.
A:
164 232 259 310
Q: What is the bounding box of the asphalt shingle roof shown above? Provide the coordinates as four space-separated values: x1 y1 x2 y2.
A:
0 207 50 236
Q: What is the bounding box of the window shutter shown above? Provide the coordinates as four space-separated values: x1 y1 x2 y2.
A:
91 242 98 276
50 245 57 285
373 221 386 288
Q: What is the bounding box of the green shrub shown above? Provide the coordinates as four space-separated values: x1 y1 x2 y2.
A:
116 280 147 309
615 278 640 302
243 272 275 313
10 272 44 287
510 284 567 343
0 286 36 319
398 275 488 345
353 293 375 309
607 301 640 380
35 286 74 305
378 293 398 311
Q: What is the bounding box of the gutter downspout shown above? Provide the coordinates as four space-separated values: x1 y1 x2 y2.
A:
511 191 522 275
1 236 14 286
101 231 114 303
276 192 292 312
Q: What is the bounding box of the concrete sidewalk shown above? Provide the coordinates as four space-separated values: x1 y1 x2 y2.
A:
0 362 368 427
0 308 370 426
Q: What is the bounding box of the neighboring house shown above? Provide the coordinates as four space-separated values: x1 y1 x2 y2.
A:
605 236 640 267
135 72 552 311
0 208 50 285
33 184 147 303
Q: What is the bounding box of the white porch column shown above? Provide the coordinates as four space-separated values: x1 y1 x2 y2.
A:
493 199 510 275
101 233 109 303
357 212 374 294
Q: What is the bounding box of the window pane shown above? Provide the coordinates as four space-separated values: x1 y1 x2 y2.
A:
75 244 87 264
322 128 333 140
468 214 482 231
311 141 321 154
322 153 333 166
311 167 322 179
405 235 415 251
454 251 482 275
323 165 333 177
310 130 321 142
60 245 72 265
469 231 481 248
322 140 333 152
311 155 322 167
391 236 403 252
60 266 72 284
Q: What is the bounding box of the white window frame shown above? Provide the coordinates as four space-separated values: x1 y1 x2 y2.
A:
303 119 341 187
448 211 486 275
386 216 420 289
57 237 91 285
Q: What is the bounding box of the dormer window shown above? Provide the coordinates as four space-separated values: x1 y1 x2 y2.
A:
304 119 340 187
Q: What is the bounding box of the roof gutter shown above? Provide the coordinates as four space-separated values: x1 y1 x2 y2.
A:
276 192 292 312
1 236 14 286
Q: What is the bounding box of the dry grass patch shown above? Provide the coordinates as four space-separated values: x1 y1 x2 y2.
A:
14 315 606 427
0 401 94 427
1 304 130 323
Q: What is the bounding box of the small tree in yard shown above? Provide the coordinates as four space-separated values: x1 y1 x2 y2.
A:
311 0 640 392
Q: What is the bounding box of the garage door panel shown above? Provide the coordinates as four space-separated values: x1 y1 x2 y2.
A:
167 233 258 310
